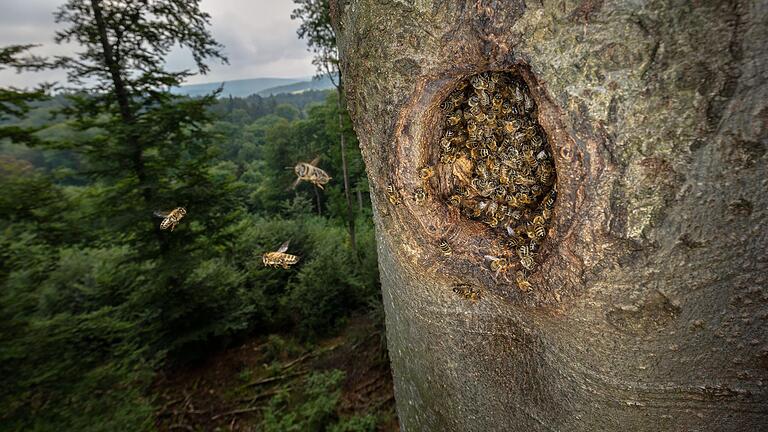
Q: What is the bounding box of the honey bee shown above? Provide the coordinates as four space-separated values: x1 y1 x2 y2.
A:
471 75 488 90
447 110 463 125
386 183 400 205
477 89 490 106
292 156 332 189
448 194 462 207
262 240 300 269
413 187 427 202
154 207 187 231
515 271 532 291
485 255 512 277
453 283 481 301
503 119 520 134
520 255 536 270
438 239 452 256
420 166 435 181
467 95 480 107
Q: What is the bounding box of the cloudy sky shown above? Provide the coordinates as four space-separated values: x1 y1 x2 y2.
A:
0 0 316 88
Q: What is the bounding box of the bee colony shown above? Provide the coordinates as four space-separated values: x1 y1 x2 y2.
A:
433 71 557 290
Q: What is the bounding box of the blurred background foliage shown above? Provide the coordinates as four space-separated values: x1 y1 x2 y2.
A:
0 22 383 432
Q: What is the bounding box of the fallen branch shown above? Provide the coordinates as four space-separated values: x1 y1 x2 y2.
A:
243 370 308 388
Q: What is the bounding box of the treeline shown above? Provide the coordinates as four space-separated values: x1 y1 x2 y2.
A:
0 2 379 429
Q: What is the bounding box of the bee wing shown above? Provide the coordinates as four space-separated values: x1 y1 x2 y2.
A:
153 210 171 218
309 156 321 167
277 240 291 253
484 255 500 261
289 176 302 190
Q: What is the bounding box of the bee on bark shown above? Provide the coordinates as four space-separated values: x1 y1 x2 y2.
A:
412 187 427 203
386 183 401 205
263 240 300 269
438 239 452 256
453 284 481 302
419 166 435 182
154 207 187 232
515 270 532 291
485 255 512 277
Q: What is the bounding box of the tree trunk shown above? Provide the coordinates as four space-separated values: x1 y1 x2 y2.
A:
330 0 767 431
90 0 146 193
337 84 357 252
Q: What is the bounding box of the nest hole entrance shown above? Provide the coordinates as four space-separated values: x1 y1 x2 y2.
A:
429 71 557 287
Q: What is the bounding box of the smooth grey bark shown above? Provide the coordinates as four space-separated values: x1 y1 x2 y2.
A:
331 0 768 430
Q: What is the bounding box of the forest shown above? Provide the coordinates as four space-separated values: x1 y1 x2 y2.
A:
1 1 395 431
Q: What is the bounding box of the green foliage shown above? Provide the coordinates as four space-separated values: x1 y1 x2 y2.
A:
1 2 381 429
260 370 344 432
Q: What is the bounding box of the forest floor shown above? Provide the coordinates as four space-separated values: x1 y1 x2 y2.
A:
153 316 398 431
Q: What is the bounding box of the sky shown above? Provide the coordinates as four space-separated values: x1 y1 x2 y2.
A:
0 0 317 88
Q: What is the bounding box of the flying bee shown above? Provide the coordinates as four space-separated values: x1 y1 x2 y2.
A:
453 284 481 302
386 183 401 205
515 271 532 291
292 156 332 189
419 166 435 182
438 239 452 256
154 207 187 232
262 240 300 269
412 187 427 203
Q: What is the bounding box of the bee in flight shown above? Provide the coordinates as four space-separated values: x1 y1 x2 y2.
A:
291 156 332 189
262 240 300 269
154 207 187 232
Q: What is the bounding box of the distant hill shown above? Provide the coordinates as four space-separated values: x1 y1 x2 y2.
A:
257 75 336 96
173 75 336 98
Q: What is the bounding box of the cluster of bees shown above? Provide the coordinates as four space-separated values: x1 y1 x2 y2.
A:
431 71 557 292
153 158 328 269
